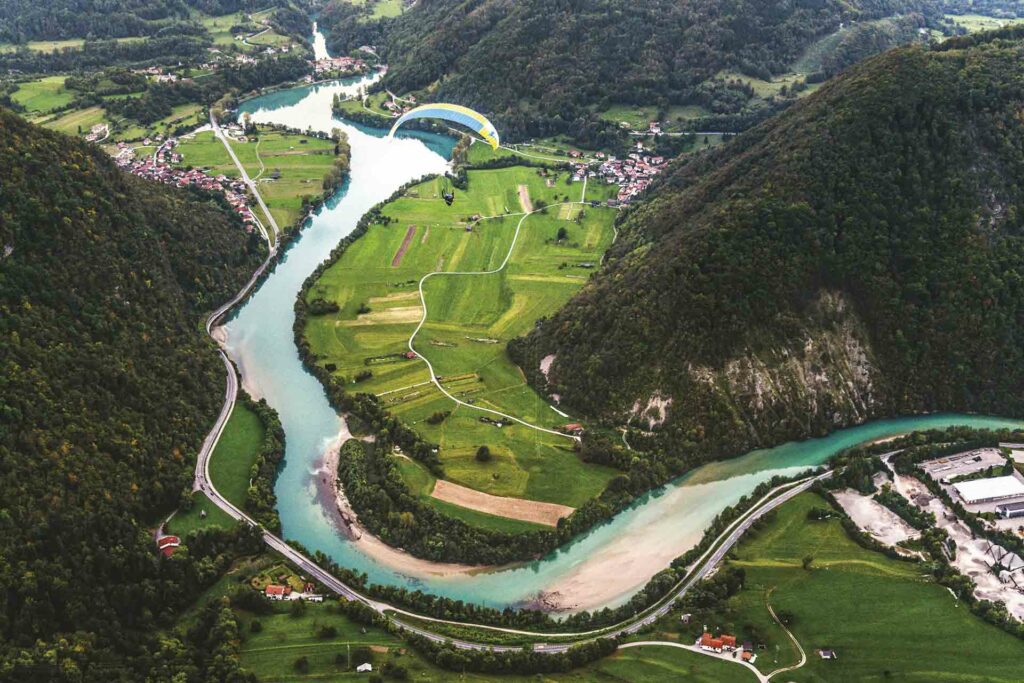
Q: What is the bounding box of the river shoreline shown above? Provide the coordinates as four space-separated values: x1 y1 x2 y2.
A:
316 431 495 578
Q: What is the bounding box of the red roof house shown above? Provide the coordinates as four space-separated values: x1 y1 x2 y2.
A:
265 584 291 600
156 535 180 557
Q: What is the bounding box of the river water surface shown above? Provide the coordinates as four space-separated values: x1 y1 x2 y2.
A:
222 70 1024 613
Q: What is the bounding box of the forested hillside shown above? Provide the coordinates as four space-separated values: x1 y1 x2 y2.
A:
0 0 258 42
0 110 264 678
511 30 1024 473
320 0 935 138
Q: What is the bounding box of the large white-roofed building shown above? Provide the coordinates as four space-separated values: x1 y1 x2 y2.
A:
952 475 1024 505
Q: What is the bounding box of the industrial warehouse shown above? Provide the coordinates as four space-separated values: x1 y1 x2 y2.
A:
952 476 1024 505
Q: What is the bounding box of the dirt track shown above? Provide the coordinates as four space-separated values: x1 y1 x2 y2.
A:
392 225 417 266
517 184 533 212
431 479 574 527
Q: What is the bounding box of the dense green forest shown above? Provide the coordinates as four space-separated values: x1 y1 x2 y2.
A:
319 0 938 138
0 109 265 678
0 0 261 42
511 30 1024 478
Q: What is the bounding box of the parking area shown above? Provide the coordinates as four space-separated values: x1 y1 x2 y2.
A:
919 448 1005 482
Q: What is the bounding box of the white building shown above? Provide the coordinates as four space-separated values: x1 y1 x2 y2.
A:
356 663 373 673
952 475 1024 504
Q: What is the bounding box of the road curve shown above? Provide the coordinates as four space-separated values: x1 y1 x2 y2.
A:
765 590 807 680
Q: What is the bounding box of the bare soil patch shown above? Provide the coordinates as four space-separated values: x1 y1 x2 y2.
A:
833 488 919 547
517 184 533 212
343 305 423 326
391 225 417 267
431 479 574 527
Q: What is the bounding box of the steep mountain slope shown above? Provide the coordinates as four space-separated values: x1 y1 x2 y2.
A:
321 0 932 138
0 110 263 677
510 31 1024 467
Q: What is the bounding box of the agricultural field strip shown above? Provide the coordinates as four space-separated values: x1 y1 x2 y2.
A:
407 179 589 441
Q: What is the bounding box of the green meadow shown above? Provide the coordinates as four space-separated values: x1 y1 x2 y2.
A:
304 165 619 511
40 105 108 135
173 127 338 230
11 76 74 114
663 492 1024 682
208 403 266 510
396 458 549 533
166 491 237 536
212 573 754 682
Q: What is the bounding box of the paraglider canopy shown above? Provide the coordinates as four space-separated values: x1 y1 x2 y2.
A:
388 103 501 150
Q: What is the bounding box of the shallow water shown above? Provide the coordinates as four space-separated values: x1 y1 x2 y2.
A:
223 74 1024 613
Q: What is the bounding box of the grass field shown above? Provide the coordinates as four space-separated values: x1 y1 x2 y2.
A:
662 492 1024 681
174 127 338 229
304 165 619 513
232 592 757 681
247 28 294 48
347 0 406 21
208 403 266 510
0 36 145 53
599 103 711 130
396 458 550 533
166 491 237 536
944 13 1024 32
11 76 74 114
41 105 108 136
195 10 254 48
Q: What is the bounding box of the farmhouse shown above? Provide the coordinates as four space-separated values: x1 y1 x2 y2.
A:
699 633 723 653
356 663 373 673
996 501 1024 519
952 476 1024 504
699 632 738 653
265 584 291 600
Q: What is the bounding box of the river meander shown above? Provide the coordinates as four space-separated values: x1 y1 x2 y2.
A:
222 71 1024 614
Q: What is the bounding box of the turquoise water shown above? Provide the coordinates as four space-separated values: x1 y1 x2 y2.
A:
223 78 1024 612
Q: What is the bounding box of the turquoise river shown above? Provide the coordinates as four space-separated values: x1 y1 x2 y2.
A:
222 72 1024 614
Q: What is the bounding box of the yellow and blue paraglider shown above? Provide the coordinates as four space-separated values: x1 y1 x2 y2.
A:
388 103 501 150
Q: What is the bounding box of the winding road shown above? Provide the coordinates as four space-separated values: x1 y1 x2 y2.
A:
186 136 828 676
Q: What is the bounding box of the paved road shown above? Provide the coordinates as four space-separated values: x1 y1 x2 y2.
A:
210 113 280 242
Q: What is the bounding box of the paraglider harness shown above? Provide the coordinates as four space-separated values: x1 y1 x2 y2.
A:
441 174 455 206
